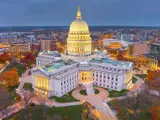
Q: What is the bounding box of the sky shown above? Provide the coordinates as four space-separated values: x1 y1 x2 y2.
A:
0 0 160 26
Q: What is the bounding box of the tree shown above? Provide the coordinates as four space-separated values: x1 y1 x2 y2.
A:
33 50 39 57
81 102 98 120
124 92 150 118
81 108 89 120
21 89 34 109
20 53 35 67
150 105 160 120
35 92 53 118
116 108 130 120
146 70 160 81
0 53 11 63
2 68 19 87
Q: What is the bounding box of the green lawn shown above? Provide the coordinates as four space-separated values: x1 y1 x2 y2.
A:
80 90 87 95
135 74 147 80
135 111 152 120
95 89 100 94
80 89 100 96
132 77 137 83
23 83 33 91
109 89 129 98
50 91 79 103
7 105 83 120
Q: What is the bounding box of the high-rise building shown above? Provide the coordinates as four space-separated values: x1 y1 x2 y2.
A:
40 36 57 52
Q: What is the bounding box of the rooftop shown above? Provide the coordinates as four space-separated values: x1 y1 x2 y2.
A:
38 51 60 57
90 58 132 68
41 60 76 73
151 42 160 46
40 36 54 40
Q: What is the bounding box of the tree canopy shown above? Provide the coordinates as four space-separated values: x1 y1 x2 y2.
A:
2 68 19 87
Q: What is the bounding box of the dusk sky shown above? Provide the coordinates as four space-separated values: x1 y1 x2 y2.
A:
0 0 160 26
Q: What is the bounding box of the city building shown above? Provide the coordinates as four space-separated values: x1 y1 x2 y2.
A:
31 7 133 97
40 36 57 52
9 42 31 55
150 43 160 60
32 58 133 97
102 39 123 50
0 34 17 44
127 43 150 56
36 51 61 66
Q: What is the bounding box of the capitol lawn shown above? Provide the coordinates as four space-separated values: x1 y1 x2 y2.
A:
80 89 100 96
108 89 129 98
7 105 83 120
50 91 79 103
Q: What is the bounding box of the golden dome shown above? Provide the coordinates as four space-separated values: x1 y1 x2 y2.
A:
67 6 92 56
69 19 89 32
69 6 89 33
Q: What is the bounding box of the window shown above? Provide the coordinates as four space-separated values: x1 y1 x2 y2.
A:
111 86 113 88
115 87 117 89
116 78 118 81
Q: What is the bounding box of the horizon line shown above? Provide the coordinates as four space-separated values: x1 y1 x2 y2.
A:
0 25 160 28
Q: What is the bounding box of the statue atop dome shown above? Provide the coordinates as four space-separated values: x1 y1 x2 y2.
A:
76 6 82 19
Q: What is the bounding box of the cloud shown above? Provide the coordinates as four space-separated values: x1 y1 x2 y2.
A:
0 0 159 26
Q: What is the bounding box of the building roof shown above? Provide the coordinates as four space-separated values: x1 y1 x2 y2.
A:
38 51 60 57
40 60 77 74
40 36 54 40
90 58 133 69
151 42 160 46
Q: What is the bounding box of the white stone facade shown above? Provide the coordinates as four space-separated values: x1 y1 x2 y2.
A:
36 51 61 66
32 58 133 97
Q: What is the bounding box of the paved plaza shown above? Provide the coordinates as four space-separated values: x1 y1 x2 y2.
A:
72 87 117 120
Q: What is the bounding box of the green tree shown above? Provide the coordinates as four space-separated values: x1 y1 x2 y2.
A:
116 108 130 120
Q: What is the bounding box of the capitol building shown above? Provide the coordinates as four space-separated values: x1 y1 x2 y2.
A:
32 7 133 97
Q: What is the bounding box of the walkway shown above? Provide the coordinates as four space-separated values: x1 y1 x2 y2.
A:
17 69 32 94
128 75 145 91
72 87 117 120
